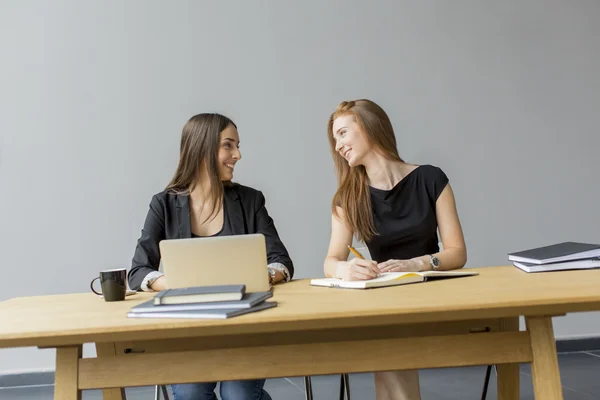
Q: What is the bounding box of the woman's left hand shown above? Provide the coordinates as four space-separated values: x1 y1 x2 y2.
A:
269 269 286 285
378 258 425 273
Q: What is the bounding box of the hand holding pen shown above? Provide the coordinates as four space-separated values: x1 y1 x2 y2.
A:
336 245 381 281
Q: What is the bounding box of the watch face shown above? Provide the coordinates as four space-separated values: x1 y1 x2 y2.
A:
431 256 440 267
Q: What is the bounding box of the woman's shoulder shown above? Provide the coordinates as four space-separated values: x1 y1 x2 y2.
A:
414 164 450 200
147 189 185 209
227 183 264 199
415 163 445 175
150 189 177 200
414 164 448 181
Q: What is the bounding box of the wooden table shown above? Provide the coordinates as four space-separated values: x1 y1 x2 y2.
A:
2 266 600 400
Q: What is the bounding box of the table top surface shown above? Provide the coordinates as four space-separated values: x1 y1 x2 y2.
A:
2 265 600 348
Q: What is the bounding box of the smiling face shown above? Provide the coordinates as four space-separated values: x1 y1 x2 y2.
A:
217 124 241 181
331 114 373 167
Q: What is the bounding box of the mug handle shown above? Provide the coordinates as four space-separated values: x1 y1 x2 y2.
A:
90 277 102 295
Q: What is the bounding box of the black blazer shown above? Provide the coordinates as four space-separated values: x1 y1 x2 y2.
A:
128 183 294 291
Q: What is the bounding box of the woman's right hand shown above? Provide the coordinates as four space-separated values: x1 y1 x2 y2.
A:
335 258 381 281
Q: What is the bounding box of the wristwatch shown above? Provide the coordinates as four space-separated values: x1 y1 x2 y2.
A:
146 274 163 290
267 267 277 284
268 264 290 282
429 255 440 270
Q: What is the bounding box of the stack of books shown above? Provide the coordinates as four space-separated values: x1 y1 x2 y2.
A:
127 284 276 319
508 242 600 273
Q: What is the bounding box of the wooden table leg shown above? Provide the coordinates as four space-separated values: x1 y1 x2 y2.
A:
526 316 563 400
95 342 127 400
497 317 520 400
55 345 82 400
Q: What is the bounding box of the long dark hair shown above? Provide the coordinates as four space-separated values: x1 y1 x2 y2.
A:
166 113 237 223
327 99 403 242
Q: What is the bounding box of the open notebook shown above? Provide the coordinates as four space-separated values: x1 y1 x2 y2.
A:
310 270 479 289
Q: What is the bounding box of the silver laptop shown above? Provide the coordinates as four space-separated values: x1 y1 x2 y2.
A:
159 234 271 292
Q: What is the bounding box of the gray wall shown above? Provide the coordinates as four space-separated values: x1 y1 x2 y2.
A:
1 0 599 374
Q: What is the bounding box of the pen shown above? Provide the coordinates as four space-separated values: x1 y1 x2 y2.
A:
348 245 382 277
348 245 364 259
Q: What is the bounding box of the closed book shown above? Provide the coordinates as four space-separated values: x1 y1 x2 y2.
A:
130 292 272 314
310 270 478 290
508 242 600 264
127 301 277 319
153 284 245 305
513 257 600 273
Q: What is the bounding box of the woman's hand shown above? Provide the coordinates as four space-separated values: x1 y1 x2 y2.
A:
269 269 286 285
336 258 381 281
149 276 168 291
378 258 425 273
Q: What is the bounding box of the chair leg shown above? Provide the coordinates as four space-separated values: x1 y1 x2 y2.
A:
161 385 170 400
304 376 313 400
343 374 350 400
339 374 350 400
154 385 160 400
481 365 492 400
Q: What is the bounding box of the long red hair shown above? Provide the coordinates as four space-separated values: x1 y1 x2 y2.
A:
327 99 404 242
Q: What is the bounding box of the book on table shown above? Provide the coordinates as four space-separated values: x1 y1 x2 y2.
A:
508 242 600 265
153 284 246 305
310 270 478 289
131 292 273 314
127 300 277 319
513 257 600 273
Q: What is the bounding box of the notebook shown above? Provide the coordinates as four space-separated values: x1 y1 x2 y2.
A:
310 270 479 289
131 292 272 314
153 284 245 305
127 301 277 319
513 257 600 273
508 242 600 264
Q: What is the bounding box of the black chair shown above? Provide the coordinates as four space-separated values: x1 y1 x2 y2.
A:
305 366 492 400
154 385 169 400
480 365 494 400
304 374 350 400
156 369 488 400
156 376 350 400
